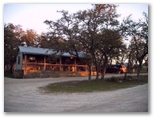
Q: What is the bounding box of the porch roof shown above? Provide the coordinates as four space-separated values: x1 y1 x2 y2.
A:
18 46 89 58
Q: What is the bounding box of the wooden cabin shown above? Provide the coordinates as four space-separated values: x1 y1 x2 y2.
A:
14 46 93 78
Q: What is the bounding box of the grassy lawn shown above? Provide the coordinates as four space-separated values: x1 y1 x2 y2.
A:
40 75 148 93
4 71 14 78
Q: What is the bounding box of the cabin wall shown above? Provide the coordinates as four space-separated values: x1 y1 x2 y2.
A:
15 52 23 70
14 52 24 78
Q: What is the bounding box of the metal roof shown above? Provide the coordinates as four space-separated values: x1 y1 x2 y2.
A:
18 46 89 58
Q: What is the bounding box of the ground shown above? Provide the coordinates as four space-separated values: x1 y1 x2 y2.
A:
4 74 148 112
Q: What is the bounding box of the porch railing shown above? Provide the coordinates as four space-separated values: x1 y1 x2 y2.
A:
22 62 89 72
22 62 97 76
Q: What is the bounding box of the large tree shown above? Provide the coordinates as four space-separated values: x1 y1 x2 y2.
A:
74 4 125 80
4 23 22 72
44 4 125 80
121 13 148 80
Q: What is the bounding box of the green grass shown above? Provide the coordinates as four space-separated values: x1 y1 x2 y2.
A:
4 71 14 78
40 75 148 93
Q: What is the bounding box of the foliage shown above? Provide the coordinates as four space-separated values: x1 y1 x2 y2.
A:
121 12 148 80
21 29 39 47
44 4 126 80
4 23 21 71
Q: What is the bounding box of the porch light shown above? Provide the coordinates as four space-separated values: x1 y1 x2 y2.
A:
29 57 35 61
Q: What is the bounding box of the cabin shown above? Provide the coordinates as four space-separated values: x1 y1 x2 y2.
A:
14 46 93 78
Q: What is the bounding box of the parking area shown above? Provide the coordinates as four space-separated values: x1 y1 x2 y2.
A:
4 74 148 112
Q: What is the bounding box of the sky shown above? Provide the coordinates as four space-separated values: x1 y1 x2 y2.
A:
4 4 148 34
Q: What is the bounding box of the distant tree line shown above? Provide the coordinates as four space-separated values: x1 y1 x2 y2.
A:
4 4 148 80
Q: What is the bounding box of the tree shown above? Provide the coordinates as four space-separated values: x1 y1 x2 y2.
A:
4 23 22 72
20 29 39 47
121 13 148 80
97 29 126 79
75 4 124 80
44 4 125 80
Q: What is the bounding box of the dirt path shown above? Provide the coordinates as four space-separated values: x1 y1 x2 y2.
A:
4 75 148 112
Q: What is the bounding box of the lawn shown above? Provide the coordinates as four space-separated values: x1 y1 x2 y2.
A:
40 75 148 93
4 71 14 78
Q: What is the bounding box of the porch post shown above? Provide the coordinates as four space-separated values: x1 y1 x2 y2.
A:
43 56 46 71
60 56 62 71
24 54 27 75
74 58 77 72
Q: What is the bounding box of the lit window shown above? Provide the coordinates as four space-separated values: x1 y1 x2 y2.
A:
29 57 36 62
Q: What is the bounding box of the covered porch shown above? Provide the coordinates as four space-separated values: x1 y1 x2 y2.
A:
22 54 91 77
14 46 96 78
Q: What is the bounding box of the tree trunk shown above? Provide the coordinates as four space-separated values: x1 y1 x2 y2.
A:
95 71 99 80
137 61 142 81
101 68 106 80
9 64 14 74
88 65 91 81
93 58 99 80
137 67 140 81
100 57 108 80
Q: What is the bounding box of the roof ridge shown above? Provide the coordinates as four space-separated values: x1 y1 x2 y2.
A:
18 46 89 58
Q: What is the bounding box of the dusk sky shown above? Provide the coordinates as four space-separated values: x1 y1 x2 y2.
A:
4 4 148 34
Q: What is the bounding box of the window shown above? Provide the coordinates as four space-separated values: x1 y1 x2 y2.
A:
18 56 20 64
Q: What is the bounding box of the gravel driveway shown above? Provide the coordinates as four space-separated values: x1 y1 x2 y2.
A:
4 74 148 113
